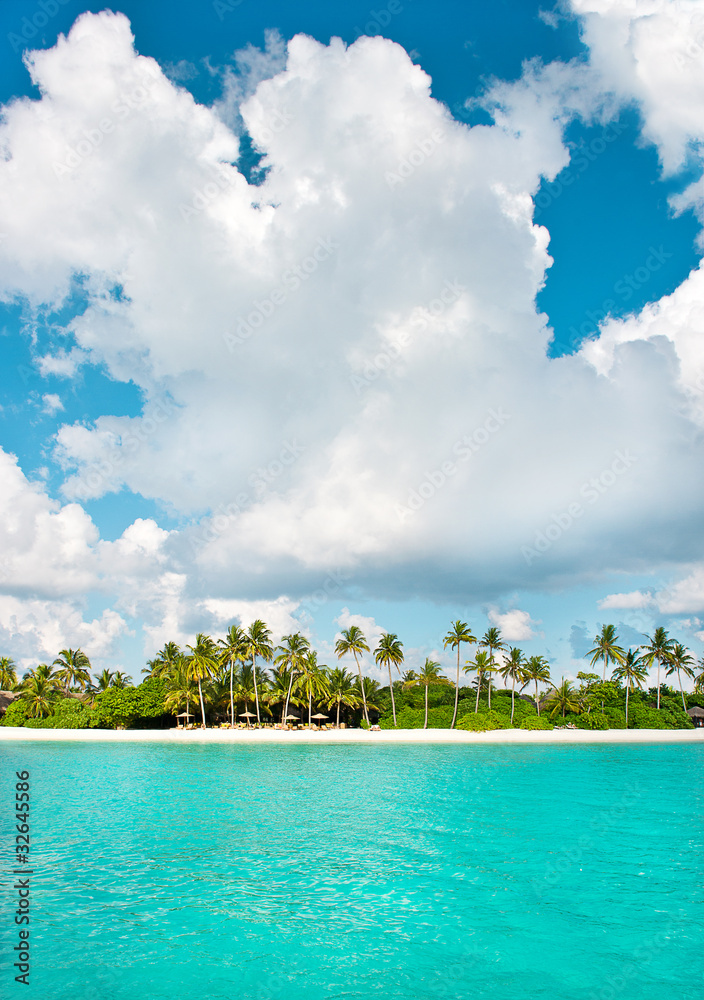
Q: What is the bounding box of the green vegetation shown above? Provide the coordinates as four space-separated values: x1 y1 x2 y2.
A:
0 622 700 731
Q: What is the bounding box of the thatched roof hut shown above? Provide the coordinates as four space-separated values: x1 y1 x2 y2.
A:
686 706 704 727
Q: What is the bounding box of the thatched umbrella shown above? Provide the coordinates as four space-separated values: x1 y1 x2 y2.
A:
311 712 328 728
239 711 256 728
176 711 193 729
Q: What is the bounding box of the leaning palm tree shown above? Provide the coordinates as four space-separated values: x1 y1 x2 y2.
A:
218 625 248 727
403 658 452 729
164 656 199 726
464 650 495 714
639 627 676 710
186 633 219 728
275 633 311 725
374 632 404 727
0 656 18 690
695 659 704 695
53 648 92 697
613 649 649 726
664 643 696 713
335 626 371 726
500 647 525 724
545 678 582 720
246 620 274 725
443 620 476 730
143 641 181 678
521 655 551 716
480 628 506 710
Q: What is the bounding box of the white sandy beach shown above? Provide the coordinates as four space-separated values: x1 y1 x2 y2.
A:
0 726 702 744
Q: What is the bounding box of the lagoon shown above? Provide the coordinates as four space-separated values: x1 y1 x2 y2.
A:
2 741 702 999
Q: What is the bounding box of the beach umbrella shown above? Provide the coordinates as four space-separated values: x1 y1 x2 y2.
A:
311 713 328 725
239 711 256 717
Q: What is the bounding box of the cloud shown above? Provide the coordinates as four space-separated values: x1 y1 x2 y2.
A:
0 10 704 670
41 392 64 415
598 590 652 610
487 608 537 640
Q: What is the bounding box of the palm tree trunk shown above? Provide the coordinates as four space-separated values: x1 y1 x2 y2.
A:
488 674 492 711
308 689 312 727
678 671 686 712
252 655 261 724
657 657 661 710
198 678 207 729
388 663 397 726
424 685 428 730
336 699 340 728
625 681 630 728
284 670 295 725
354 652 369 725
511 675 515 724
475 672 481 713
450 647 460 730
229 657 235 727
535 680 540 716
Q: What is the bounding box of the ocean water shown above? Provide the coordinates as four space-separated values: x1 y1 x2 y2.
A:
1 741 702 1000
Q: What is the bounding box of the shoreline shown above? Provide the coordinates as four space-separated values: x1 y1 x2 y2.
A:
0 726 702 745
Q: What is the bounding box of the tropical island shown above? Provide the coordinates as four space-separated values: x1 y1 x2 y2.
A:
1 620 702 733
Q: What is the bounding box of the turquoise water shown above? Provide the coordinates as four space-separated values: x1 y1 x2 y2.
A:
1 742 702 999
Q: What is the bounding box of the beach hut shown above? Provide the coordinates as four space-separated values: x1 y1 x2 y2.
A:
686 706 704 728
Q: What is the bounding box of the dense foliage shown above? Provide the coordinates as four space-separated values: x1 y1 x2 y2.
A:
0 620 701 730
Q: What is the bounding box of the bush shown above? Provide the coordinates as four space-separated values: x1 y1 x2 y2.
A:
520 716 553 730
603 706 627 729
455 711 509 732
572 711 610 730
1 699 31 727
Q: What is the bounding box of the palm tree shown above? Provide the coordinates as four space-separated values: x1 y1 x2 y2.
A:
443 620 476 730
94 669 115 692
326 667 361 727
143 641 181 678
613 649 648 726
374 632 404 727
545 678 582 720
18 668 59 718
464 650 495 714
275 633 311 725
246 620 273 725
695 659 704 695
640 627 676 710
500 647 525 723
186 633 219 728
53 648 92 696
356 676 382 721
335 626 371 726
219 625 248 727
480 628 506 710
111 671 132 689
664 643 696 713
164 656 199 726
521 655 551 716
403 658 452 729
0 656 18 690
587 624 625 709
299 652 330 726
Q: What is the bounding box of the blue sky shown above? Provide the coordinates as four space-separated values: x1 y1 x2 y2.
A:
1 0 704 685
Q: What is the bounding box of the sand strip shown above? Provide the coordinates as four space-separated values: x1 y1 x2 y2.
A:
0 726 702 744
